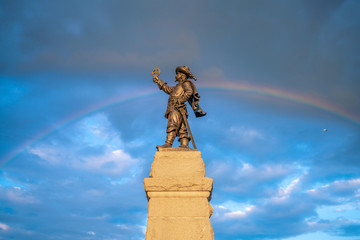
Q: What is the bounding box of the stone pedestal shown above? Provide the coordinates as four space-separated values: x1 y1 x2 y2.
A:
144 149 214 240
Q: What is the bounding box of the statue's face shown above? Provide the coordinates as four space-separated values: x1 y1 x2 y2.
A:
175 72 186 82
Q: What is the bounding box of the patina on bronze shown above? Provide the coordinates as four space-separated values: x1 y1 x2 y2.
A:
153 66 206 150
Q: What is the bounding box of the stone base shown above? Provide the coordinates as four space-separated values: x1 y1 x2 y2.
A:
145 218 214 240
144 150 214 240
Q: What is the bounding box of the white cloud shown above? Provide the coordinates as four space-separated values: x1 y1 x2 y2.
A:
28 113 139 175
29 146 63 164
278 177 301 197
73 149 137 175
229 126 264 144
234 162 293 182
0 223 10 231
116 224 130 230
1 187 39 204
225 210 246 218
215 201 256 219
307 178 360 198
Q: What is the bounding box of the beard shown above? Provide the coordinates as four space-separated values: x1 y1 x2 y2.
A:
175 76 185 83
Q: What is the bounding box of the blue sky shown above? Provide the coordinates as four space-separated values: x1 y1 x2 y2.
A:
1 0 360 239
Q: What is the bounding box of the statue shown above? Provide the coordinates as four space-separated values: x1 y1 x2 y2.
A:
152 66 206 149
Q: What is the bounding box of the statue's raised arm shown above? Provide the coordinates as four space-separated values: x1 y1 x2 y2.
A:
152 66 206 150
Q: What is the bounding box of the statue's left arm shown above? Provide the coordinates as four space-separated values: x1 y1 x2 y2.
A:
179 81 193 104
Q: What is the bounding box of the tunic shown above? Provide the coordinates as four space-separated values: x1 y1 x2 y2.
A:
156 79 193 139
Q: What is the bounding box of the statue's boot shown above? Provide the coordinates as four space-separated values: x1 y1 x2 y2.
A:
156 131 176 149
179 137 190 148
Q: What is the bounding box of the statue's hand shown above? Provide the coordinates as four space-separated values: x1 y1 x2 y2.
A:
153 77 159 83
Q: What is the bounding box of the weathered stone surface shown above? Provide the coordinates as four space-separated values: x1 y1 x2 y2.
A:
145 217 214 240
144 177 213 192
148 197 212 217
149 151 205 178
144 150 214 240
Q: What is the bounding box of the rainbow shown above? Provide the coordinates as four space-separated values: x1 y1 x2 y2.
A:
199 81 360 125
1 87 158 166
1 81 359 166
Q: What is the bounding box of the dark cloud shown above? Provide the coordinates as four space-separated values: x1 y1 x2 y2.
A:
1 0 359 115
0 0 200 74
210 172 360 239
334 223 360 237
302 135 360 187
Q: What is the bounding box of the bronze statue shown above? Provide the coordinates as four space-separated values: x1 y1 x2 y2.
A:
152 66 206 149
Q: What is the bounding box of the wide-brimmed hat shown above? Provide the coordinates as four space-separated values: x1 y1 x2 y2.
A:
175 66 197 80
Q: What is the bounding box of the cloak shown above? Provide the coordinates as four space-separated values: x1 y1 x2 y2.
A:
185 80 207 118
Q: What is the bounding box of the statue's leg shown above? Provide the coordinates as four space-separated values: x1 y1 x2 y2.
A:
178 115 190 148
157 111 179 148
